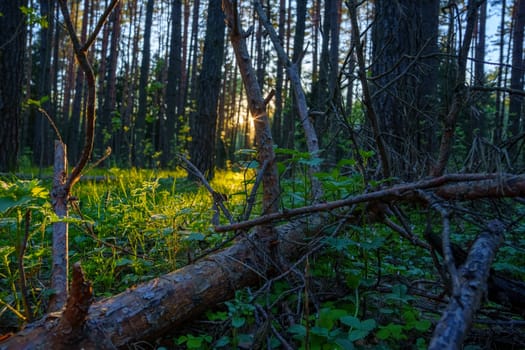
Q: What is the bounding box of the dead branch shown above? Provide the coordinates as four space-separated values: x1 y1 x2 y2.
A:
177 154 234 224
425 229 525 316
216 173 525 232
429 220 505 350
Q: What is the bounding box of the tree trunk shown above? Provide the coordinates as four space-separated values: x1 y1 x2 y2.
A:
0 0 27 172
432 0 483 176
509 0 525 138
255 0 323 201
163 0 182 165
67 0 90 162
223 0 280 216
102 4 121 163
271 0 286 147
372 0 440 178
134 0 154 167
48 141 69 312
33 0 56 169
188 0 226 180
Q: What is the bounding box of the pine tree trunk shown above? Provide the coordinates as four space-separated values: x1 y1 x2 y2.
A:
0 0 26 172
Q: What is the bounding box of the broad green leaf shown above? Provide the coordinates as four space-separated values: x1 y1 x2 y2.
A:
232 316 245 328
287 324 307 337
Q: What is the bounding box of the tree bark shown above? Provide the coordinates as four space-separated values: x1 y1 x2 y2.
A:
48 141 69 312
188 0 225 180
134 0 155 167
509 0 525 138
0 220 314 349
428 220 505 350
371 0 440 178
0 0 27 172
164 0 182 165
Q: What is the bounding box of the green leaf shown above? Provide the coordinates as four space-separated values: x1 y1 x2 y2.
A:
310 326 329 337
186 232 205 241
116 258 133 267
360 319 376 331
287 324 307 338
186 336 203 348
340 315 361 328
348 329 369 342
414 319 431 332
377 323 406 341
335 338 356 350
232 316 245 328
206 311 228 321
215 336 230 347
319 307 348 329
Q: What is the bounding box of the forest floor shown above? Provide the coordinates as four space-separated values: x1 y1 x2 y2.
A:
1 168 524 349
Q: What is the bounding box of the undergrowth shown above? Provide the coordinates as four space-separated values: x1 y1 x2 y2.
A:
1 157 524 349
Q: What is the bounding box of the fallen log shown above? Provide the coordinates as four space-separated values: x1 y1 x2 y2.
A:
428 220 505 350
0 218 317 349
425 227 525 314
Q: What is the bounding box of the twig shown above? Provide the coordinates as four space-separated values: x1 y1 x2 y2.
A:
37 108 63 144
254 304 295 350
18 210 32 322
243 159 268 221
177 154 234 224
83 0 120 51
417 191 460 296
382 215 430 249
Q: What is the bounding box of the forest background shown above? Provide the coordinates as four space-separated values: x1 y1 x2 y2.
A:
0 0 522 178
1 0 525 349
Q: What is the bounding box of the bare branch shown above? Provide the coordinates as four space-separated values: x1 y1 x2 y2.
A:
429 220 505 350
216 173 520 232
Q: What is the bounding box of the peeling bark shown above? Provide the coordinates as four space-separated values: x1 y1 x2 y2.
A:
48 141 69 312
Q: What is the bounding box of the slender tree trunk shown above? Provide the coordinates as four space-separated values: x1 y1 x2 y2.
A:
432 0 483 176
271 0 286 147
189 0 225 180
68 0 90 161
494 0 507 144
48 141 69 312
223 0 280 217
313 0 332 141
164 0 182 165
34 0 55 168
471 1 487 141
510 0 525 138
0 0 27 171
102 3 121 164
134 0 154 167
